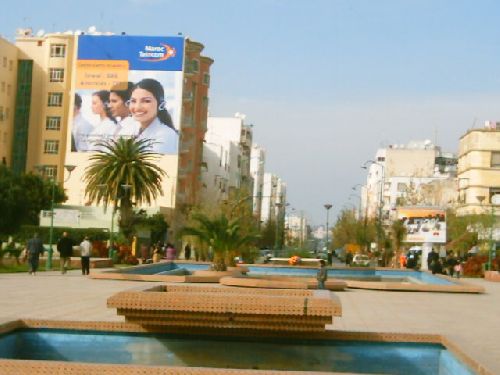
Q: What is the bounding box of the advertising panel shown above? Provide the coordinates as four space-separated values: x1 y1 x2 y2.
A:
397 207 446 243
72 35 184 154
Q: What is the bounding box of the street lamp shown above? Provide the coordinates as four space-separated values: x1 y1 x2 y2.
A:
324 204 333 253
35 164 76 270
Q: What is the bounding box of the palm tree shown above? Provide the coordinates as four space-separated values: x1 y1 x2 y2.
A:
83 138 166 236
182 212 259 271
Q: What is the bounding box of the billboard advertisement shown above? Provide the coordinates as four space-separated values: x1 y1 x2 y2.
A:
397 207 446 243
72 35 184 154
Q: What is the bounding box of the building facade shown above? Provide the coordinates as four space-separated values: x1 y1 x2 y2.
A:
5 28 213 236
362 140 457 222
0 36 17 167
457 122 500 216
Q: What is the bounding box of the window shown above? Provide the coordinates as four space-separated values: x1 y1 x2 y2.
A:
5 108 9 120
2 57 6 68
191 59 199 72
49 68 64 82
47 92 63 107
203 73 210 86
6 84 11 95
44 140 59 154
1 82 4 92
397 183 407 192
202 96 209 108
50 44 66 57
44 165 58 179
0 106 3 121
491 152 500 168
46 116 61 130
8 60 13 71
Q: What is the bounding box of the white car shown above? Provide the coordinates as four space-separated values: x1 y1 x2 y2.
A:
352 254 371 267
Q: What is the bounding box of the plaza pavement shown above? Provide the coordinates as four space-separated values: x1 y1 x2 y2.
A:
0 269 498 374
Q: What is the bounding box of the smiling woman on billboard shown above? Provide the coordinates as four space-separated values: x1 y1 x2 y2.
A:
118 78 178 154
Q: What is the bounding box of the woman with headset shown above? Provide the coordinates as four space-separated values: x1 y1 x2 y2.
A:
119 78 178 154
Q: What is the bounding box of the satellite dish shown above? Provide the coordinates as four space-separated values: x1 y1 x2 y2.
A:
36 29 45 37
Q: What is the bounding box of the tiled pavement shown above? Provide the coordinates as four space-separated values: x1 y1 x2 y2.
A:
0 269 498 374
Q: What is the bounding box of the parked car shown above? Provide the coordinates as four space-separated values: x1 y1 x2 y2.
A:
351 254 370 267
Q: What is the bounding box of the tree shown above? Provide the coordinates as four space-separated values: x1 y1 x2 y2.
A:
182 212 259 271
390 219 407 267
83 138 166 237
331 209 376 251
0 165 65 235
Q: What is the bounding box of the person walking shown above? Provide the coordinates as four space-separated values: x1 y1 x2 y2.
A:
26 233 44 275
166 243 176 261
184 244 191 260
317 259 328 290
57 232 73 274
79 236 92 275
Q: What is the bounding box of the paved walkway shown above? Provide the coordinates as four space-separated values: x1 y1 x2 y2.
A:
0 269 498 374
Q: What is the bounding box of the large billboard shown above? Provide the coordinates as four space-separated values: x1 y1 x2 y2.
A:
71 35 184 154
397 207 446 243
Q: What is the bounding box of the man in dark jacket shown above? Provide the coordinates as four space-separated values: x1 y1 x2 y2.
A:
57 232 73 274
26 233 44 275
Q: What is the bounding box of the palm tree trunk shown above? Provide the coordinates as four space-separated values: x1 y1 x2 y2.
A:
212 252 227 271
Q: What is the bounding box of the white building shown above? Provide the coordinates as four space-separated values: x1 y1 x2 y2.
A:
249 144 266 218
260 173 286 223
201 114 253 206
286 211 307 246
362 140 457 222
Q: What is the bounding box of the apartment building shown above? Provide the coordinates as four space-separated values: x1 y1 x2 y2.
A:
5 28 212 234
0 36 17 167
260 173 286 223
362 140 457 221
14 30 75 181
457 122 500 216
249 144 266 218
200 115 253 206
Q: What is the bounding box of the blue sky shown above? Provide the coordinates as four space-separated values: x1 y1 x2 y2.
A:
2 0 500 224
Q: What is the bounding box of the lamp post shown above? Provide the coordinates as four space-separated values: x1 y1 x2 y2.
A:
324 204 333 252
35 164 76 270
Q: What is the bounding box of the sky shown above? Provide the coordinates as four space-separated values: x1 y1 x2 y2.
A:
2 0 500 225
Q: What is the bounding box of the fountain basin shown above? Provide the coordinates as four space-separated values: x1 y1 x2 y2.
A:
0 319 482 374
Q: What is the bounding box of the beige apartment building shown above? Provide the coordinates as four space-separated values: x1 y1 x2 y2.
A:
5 28 213 234
0 36 18 167
14 31 75 181
457 123 500 216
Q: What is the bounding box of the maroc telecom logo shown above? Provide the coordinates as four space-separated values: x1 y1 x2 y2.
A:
138 43 176 62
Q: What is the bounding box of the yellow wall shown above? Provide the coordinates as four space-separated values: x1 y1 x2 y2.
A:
457 129 500 216
0 37 18 166
16 34 75 182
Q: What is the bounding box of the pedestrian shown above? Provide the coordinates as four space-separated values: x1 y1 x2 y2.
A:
166 243 176 261
317 259 328 290
184 243 191 260
79 236 92 275
454 259 463 279
327 249 333 265
26 233 44 275
57 232 73 274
